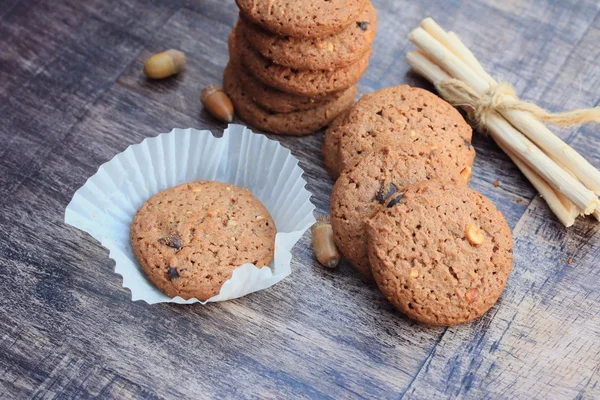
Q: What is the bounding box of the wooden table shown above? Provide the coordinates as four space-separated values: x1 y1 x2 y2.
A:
1 0 599 398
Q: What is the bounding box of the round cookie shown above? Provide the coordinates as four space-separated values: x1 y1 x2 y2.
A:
366 181 513 326
130 181 276 301
235 0 368 39
231 46 345 113
239 1 377 71
333 85 475 175
322 114 348 179
331 147 471 279
322 110 349 178
233 24 371 97
223 62 356 135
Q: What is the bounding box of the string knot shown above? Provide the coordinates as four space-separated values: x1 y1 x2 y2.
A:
434 79 600 130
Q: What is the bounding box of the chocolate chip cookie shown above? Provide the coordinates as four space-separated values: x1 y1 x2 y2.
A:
234 24 371 97
328 85 475 176
130 181 276 301
331 147 470 279
224 62 356 135
366 181 513 326
231 44 346 113
236 0 368 38
239 1 377 71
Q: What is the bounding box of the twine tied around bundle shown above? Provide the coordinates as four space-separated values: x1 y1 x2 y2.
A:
435 79 600 129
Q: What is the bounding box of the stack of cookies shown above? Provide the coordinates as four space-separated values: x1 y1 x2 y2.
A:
326 85 514 325
223 0 377 136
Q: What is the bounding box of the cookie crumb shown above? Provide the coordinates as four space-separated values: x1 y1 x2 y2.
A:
494 180 501 187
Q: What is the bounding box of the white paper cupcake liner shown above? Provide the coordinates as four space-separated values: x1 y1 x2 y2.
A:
65 125 316 304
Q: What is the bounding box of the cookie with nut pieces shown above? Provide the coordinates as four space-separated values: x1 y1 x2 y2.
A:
130 181 276 301
366 181 513 326
233 23 371 97
230 46 347 113
331 146 471 279
235 0 368 38
324 85 475 178
223 61 356 135
239 1 377 71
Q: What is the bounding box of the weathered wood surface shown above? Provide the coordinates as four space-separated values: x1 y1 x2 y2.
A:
1 0 599 398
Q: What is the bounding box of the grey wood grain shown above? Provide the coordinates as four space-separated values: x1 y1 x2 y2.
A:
0 0 599 399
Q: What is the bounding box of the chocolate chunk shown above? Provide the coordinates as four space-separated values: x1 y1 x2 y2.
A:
357 21 370 31
167 268 179 280
158 234 182 249
387 194 404 208
376 183 398 204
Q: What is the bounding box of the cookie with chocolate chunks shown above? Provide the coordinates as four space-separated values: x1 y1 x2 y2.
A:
224 62 356 135
235 0 368 38
330 85 476 176
330 147 470 278
130 181 276 301
234 24 370 97
239 1 377 71
366 181 513 326
230 40 346 113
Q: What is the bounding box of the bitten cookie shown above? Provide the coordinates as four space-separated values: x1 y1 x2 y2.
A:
223 62 356 135
234 25 370 97
331 147 470 279
331 85 475 176
130 181 276 301
366 181 513 326
239 1 377 71
231 47 345 113
235 0 368 38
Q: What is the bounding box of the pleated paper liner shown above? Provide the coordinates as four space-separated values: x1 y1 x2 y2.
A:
65 125 315 304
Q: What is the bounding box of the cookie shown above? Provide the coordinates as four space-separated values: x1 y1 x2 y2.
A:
332 85 476 175
239 1 377 71
322 114 348 179
366 181 513 326
232 47 345 113
130 181 276 301
233 24 371 97
223 62 356 135
331 147 470 279
235 0 368 38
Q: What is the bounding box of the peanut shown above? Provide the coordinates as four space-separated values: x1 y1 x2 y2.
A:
465 287 479 303
311 216 340 269
465 223 485 246
143 49 186 79
460 166 472 184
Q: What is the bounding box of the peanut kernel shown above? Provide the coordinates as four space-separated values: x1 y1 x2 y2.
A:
465 288 479 303
466 224 485 246
311 216 340 269
460 166 472 183
143 49 186 79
